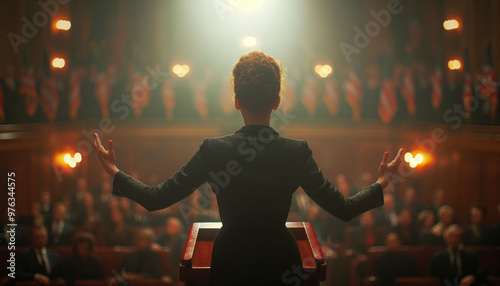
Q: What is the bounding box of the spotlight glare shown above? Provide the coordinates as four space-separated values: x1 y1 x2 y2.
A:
52 58 66 69
404 152 413 163
415 153 423 164
242 36 257 47
448 59 461 70
63 153 71 164
56 20 71 31
443 19 459 30
409 159 418 168
69 157 76 168
74 152 82 163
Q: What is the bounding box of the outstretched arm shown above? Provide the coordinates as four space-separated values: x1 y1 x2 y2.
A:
299 141 402 222
93 133 209 211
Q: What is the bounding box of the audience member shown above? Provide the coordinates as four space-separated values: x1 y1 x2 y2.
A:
17 225 64 284
155 217 187 282
492 203 500 246
94 178 113 226
375 232 418 286
39 191 52 224
64 232 103 285
417 210 436 245
126 203 152 226
425 205 455 245
427 189 446 219
393 208 419 245
19 202 45 226
464 205 493 246
375 194 398 229
396 187 423 218
71 178 89 220
121 228 162 280
428 225 487 286
105 208 133 247
46 202 74 246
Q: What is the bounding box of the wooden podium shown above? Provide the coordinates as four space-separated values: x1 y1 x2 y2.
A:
179 222 327 286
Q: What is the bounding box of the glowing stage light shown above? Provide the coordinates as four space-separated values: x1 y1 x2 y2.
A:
414 153 423 164
314 64 333 78
56 20 71 31
68 157 76 168
63 153 71 164
74 152 82 163
404 152 413 163
443 19 459 30
409 158 418 168
448 60 461 70
52 58 66 69
228 0 264 12
242 36 257 47
173 64 190 78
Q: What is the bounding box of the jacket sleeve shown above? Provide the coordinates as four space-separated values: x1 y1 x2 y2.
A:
112 138 210 211
298 141 384 222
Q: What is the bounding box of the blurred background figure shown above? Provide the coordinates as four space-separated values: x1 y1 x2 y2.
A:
64 232 103 285
428 225 486 286
17 225 64 284
121 228 162 281
375 232 417 286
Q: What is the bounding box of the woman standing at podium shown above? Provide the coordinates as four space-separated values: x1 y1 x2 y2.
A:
94 50 402 286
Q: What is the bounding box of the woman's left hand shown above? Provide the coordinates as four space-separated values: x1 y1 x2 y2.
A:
94 133 120 177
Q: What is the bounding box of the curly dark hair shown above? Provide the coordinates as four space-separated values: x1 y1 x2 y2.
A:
231 50 285 114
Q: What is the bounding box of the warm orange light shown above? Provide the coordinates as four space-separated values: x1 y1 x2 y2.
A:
74 152 82 163
52 58 66 69
315 64 333 78
63 153 71 164
404 152 413 163
56 20 71 31
443 19 459 30
172 64 190 77
448 60 461 70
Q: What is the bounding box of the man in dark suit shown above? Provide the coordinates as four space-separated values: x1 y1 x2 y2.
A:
46 202 74 246
122 228 162 280
463 205 493 246
375 232 418 286
17 225 64 284
428 225 487 286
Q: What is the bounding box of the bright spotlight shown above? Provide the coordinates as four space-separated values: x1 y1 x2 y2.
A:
52 58 66 69
56 20 71 31
448 60 461 70
414 153 423 164
228 0 264 12
409 158 418 168
68 157 76 168
74 152 82 163
443 19 459 30
172 64 190 77
404 152 413 163
63 153 71 164
314 64 333 78
242 36 257 47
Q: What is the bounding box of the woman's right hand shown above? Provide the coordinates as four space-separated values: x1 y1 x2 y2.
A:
376 148 403 190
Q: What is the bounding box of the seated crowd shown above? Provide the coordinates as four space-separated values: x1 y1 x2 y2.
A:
1 172 499 286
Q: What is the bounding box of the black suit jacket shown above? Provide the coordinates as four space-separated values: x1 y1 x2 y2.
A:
112 124 384 285
17 248 63 282
46 221 74 246
428 248 487 286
